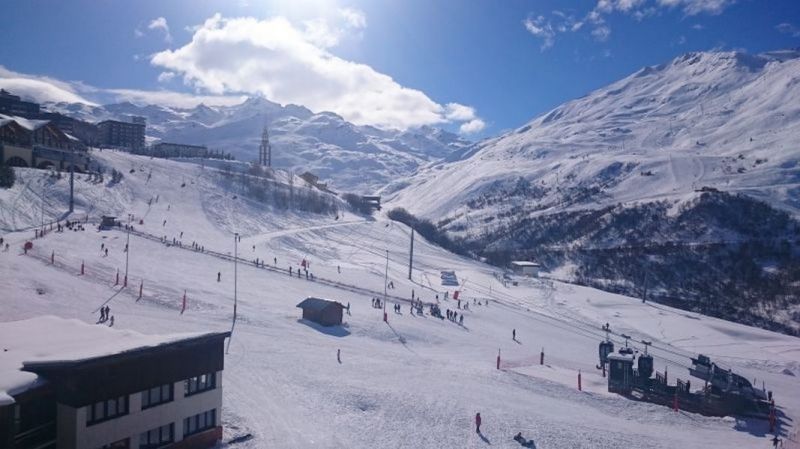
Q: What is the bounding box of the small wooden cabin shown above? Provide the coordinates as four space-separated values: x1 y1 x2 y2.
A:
296 297 344 326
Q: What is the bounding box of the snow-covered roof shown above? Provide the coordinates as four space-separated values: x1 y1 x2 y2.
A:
297 297 342 312
0 113 50 131
511 261 540 267
0 315 226 406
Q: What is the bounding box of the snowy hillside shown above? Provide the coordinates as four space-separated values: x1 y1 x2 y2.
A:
46 97 471 194
1 150 799 448
387 49 800 334
390 50 800 217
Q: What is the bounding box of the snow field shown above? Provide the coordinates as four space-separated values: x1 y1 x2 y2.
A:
0 151 798 448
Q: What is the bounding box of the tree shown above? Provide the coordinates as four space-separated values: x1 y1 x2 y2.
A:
0 161 16 188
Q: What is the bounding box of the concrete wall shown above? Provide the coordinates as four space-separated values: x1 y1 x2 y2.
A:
56 371 223 449
1 144 33 166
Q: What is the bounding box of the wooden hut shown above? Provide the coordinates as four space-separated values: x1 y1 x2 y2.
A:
296 297 344 326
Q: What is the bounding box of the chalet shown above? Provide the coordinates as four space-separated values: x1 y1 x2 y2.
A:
510 261 540 277
296 297 344 327
0 114 89 171
0 316 230 449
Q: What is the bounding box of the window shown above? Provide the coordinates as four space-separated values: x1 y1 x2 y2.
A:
86 395 128 426
139 423 173 449
96 437 130 449
183 409 216 437
184 372 216 396
141 383 173 409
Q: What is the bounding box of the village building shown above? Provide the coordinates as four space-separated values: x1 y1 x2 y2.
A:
0 316 230 449
296 297 344 326
0 114 90 171
510 261 540 277
299 171 329 191
0 89 40 117
150 142 208 159
98 119 145 151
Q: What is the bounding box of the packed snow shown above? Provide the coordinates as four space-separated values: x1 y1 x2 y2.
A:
1 150 798 448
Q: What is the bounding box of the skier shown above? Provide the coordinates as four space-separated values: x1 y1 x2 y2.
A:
217 272 221 282
274 257 277 265
475 413 481 434
109 316 114 327
346 302 351 315
163 219 167 227
180 231 183 238
772 435 783 448
513 329 516 341
104 248 108 257
337 349 341 363
338 265 341 274
459 314 464 325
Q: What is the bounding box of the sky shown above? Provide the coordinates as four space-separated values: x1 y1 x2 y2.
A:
1 0 799 137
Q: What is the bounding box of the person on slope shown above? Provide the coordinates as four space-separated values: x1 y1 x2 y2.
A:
475 413 482 434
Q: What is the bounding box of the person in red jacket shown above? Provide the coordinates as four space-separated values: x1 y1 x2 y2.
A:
475 412 482 433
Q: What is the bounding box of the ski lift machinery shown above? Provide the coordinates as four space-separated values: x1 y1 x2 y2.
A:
638 340 654 379
597 323 615 369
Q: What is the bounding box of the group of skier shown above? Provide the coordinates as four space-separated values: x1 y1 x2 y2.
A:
98 305 113 326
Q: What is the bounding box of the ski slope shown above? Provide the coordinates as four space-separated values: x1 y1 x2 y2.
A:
390 50 800 224
1 151 799 448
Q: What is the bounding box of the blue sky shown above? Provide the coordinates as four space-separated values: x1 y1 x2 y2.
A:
1 0 799 137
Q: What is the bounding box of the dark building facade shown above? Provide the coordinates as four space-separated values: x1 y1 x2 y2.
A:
98 120 145 150
0 317 230 449
0 90 40 117
150 142 208 159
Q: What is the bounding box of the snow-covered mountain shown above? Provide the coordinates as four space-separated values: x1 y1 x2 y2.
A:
45 97 471 194
388 49 800 334
390 49 800 219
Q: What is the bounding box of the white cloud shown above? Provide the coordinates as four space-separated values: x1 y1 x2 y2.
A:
0 65 245 108
106 89 246 108
445 103 477 121
691 23 705 30
0 66 95 105
524 0 735 48
459 119 486 134
523 16 556 50
149 13 482 131
655 0 734 15
592 25 611 41
148 17 173 43
339 7 366 29
616 0 645 11
157 72 176 83
776 22 800 38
